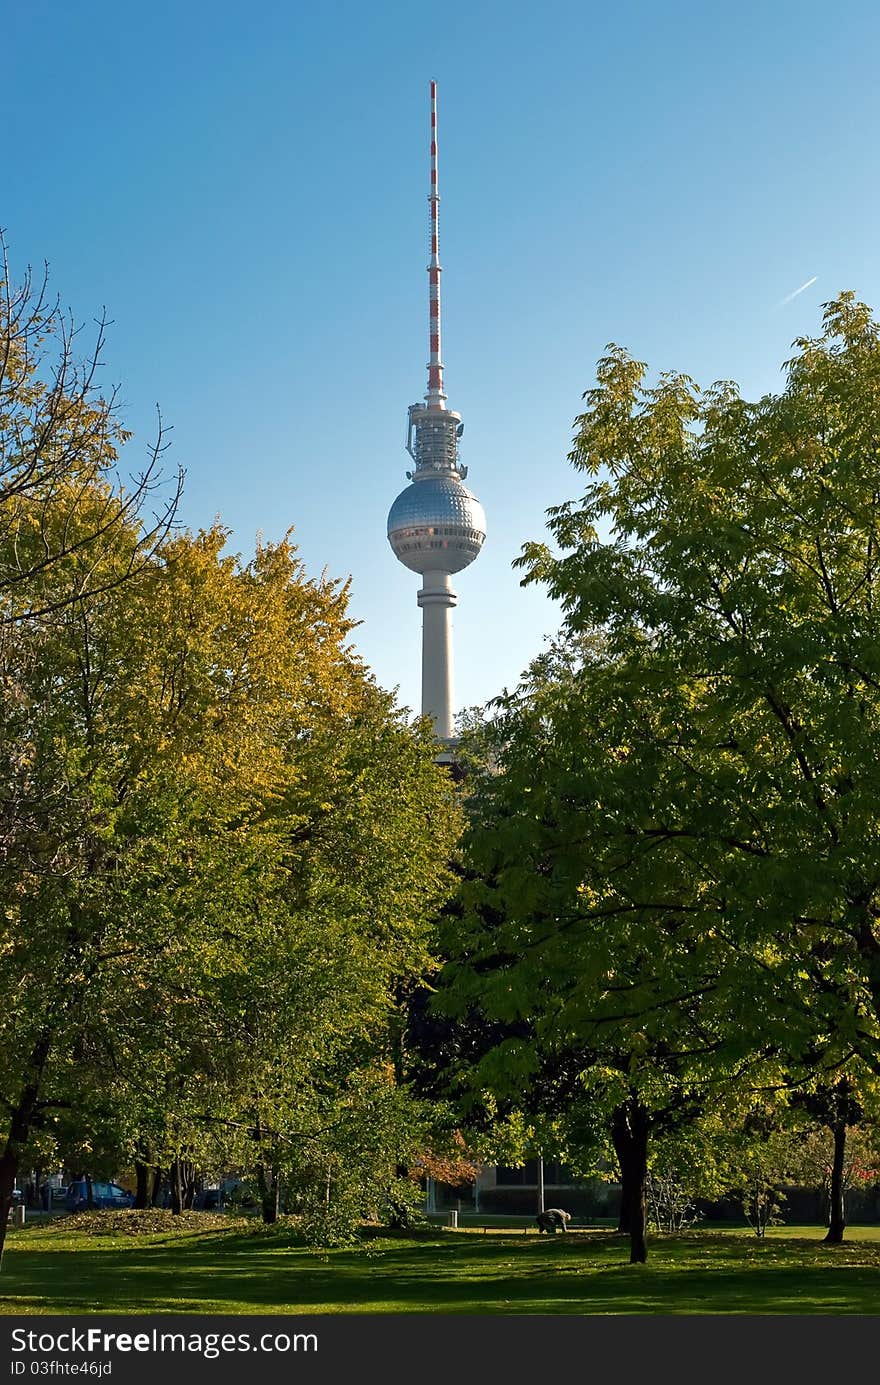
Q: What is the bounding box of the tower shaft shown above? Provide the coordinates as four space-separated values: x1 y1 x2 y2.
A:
418 572 456 740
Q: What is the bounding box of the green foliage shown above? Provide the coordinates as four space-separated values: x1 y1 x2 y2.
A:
0 513 459 1191
439 294 880 1255
289 1203 362 1248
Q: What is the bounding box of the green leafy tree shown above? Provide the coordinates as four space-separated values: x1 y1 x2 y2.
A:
441 294 880 1263
440 635 773 1261
789 1070 880 1242
0 508 459 1259
786 1114 880 1230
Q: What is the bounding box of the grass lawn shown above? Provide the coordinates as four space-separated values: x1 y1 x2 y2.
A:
2 1219 880 1315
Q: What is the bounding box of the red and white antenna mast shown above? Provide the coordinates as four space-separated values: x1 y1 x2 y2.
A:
426 78 446 408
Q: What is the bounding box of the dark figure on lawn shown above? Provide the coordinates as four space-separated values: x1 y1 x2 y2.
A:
536 1208 571 1234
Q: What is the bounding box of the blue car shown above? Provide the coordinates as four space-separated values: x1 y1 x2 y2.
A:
64 1180 135 1211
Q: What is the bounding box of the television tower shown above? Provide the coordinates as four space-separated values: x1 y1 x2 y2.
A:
387 80 486 747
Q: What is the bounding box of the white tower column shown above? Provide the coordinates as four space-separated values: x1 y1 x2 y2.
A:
417 570 456 741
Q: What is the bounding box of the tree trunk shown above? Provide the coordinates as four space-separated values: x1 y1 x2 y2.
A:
615 1183 631 1233
170 1161 184 1215
0 1153 19 1268
252 1112 279 1224
611 1095 649 1263
824 1122 847 1245
628 1103 649 1265
149 1165 162 1207
0 1037 53 1269
181 1161 196 1210
611 1104 631 1233
134 1161 150 1209
256 1164 280 1224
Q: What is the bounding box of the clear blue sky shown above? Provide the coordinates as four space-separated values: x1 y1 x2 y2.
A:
6 0 880 718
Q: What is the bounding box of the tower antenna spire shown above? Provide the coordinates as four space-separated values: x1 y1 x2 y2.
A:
426 79 446 406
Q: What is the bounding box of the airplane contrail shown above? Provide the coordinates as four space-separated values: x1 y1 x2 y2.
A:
779 275 818 306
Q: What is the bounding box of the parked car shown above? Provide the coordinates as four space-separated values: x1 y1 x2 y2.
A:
193 1178 257 1211
64 1180 135 1212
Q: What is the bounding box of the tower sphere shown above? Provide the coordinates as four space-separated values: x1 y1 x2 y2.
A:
388 475 486 575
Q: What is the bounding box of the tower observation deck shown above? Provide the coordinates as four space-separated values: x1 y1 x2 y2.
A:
387 80 486 745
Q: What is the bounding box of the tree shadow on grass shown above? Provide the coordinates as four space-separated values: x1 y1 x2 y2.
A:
2 1229 879 1316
